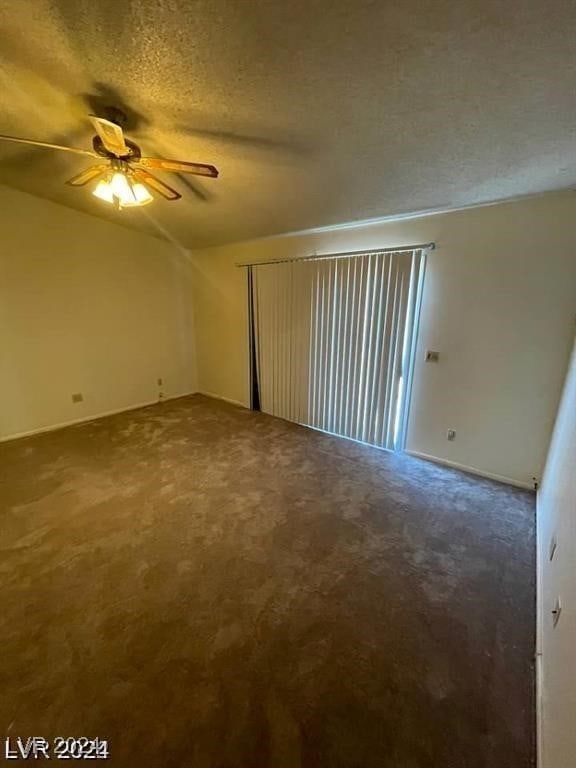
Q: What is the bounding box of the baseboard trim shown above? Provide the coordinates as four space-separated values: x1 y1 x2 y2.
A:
0 392 197 444
197 391 247 409
404 449 533 490
535 490 544 768
536 649 543 768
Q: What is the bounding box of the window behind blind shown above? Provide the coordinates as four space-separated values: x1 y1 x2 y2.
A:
250 247 426 451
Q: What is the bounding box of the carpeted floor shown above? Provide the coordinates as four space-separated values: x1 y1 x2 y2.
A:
0 394 535 767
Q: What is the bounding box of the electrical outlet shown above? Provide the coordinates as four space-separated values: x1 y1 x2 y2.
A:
425 350 439 362
552 597 562 628
71 393 83 403
447 429 456 441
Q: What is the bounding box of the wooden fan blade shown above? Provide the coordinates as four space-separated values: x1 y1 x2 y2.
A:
135 157 219 178
132 169 181 200
65 165 107 186
0 134 97 157
89 115 128 157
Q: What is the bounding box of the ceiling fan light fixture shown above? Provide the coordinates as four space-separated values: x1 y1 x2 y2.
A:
92 177 114 203
110 171 133 202
92 170 153 208
125 182 153 207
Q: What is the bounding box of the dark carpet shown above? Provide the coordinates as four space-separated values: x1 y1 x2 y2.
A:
0 394 535 767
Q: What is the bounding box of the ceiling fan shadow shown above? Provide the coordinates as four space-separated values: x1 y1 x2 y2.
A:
80 83 149 133
173 173 213 202
175 125 313 160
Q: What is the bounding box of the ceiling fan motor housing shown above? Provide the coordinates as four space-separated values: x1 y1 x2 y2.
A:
92 135 141 160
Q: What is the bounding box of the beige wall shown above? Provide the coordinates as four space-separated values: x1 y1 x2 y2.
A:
537 340 576 768
0 185 197 440
190 193 576 487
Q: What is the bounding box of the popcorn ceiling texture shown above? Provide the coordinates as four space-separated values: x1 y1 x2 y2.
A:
0 395 535 767
0 0 575 247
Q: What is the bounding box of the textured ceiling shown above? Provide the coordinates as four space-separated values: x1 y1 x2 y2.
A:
0 0 575 249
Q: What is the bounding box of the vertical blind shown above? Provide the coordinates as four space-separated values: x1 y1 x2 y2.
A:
250 248 426 451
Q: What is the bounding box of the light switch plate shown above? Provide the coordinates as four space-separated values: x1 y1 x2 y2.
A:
425 350 439 362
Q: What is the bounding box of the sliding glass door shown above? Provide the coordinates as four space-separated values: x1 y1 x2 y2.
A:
248 247 426 451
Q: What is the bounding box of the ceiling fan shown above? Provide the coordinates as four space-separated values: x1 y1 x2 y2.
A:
0 109 219 209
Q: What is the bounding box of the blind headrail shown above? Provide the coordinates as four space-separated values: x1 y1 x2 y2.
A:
235 242 435 268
